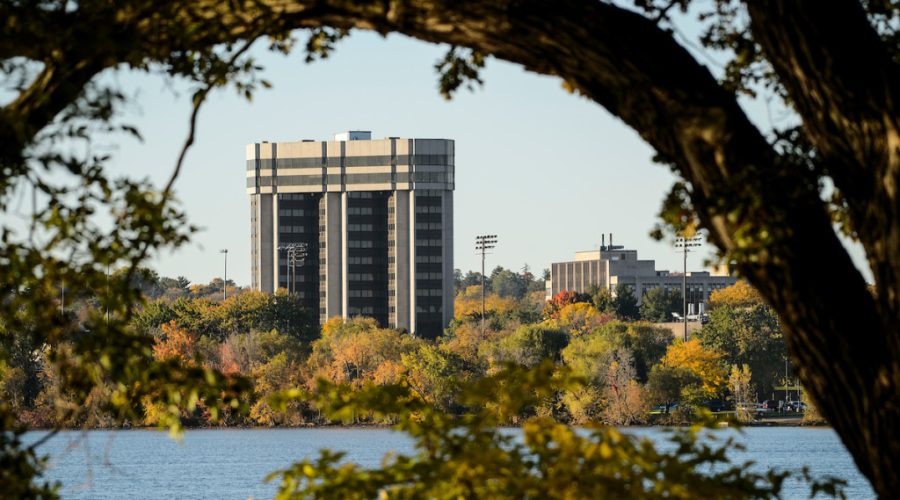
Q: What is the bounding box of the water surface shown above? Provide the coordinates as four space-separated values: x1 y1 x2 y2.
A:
26 426 873 499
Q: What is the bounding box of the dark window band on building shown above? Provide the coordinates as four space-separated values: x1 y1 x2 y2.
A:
251 170 454 189
253 153 453 169
275 157 324 169
345 173 393 184
411 154 453 166
344 155 394 167
412 171 453 183
277 175 324 186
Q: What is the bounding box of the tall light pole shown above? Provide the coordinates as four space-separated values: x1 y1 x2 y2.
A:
220 249 228 301
674 236 702 341
278 242 308 296
475 234 497 338
106 262 110 325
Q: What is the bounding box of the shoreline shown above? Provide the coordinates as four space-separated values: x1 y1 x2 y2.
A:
22 418 830 432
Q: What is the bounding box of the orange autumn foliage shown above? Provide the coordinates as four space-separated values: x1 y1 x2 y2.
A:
554 302 614 336
543 290 591 319
708 281 762 309
152 321 198 364
660 339 726 397
307 317 418 388
454 285 517 319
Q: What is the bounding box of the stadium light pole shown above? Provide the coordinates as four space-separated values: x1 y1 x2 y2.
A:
220 249 228 301
475 234 497 338
295 243 308 297
278 242 308 296
674 236 702 341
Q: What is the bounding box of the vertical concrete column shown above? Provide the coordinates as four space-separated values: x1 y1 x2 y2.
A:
441 190 454 329
324 192 343 319
408 191 417 334
258 193 274 293
270 143 279 291
341 191 349 320
272 193 280 291
393 190 411 331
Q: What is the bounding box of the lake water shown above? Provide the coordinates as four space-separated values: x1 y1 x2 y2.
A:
25 426 873 499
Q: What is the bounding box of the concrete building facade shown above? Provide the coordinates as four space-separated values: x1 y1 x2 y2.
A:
547 240 736 313
247 131 454 338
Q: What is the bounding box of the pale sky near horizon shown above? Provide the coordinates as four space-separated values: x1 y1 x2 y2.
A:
56 28 869 287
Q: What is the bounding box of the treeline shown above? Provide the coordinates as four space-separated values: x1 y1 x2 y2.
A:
1 267 816 428
455 264 695 323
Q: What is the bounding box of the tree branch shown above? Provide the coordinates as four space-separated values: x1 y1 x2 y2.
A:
746 0 900 327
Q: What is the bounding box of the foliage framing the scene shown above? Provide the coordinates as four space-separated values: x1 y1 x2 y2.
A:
1 0 899 497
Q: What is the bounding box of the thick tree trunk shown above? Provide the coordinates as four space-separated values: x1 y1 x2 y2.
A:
743 3 900 494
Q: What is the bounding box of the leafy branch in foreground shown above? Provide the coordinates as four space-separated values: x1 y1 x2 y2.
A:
267 362 845 499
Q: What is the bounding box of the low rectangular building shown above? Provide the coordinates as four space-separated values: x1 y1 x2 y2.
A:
547 241 736 312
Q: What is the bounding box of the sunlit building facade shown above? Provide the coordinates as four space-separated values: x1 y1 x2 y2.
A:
247 131 454 338
547 238 736 313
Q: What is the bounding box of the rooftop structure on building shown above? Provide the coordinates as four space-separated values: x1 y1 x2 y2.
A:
247 131 454 338
546 233 736 313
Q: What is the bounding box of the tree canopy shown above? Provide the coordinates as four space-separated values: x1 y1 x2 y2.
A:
1 0 898 496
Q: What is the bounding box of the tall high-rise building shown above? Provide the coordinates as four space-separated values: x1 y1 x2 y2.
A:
246 131 454 338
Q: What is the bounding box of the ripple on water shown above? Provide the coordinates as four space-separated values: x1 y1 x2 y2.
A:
24 426 874 499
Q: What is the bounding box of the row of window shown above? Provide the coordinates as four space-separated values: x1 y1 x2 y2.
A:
251 154 453 170
278 209 308 217
410 172 452 184
279 226 307 233
416 289 444 297
251 171 453 188
348 224 374 231
255 158 322 170
416 213 442 224
415 256 443 263
415 205 443 213
348 290 375 298
347 207 373 215
278 193 316 201
348 273 375 281
415 223 443 230
348 256 374 264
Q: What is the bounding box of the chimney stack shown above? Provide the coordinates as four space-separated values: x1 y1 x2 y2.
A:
610 233 613 248
601 234 606 251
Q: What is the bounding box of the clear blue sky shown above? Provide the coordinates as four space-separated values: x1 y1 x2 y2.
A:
98 30 868 287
